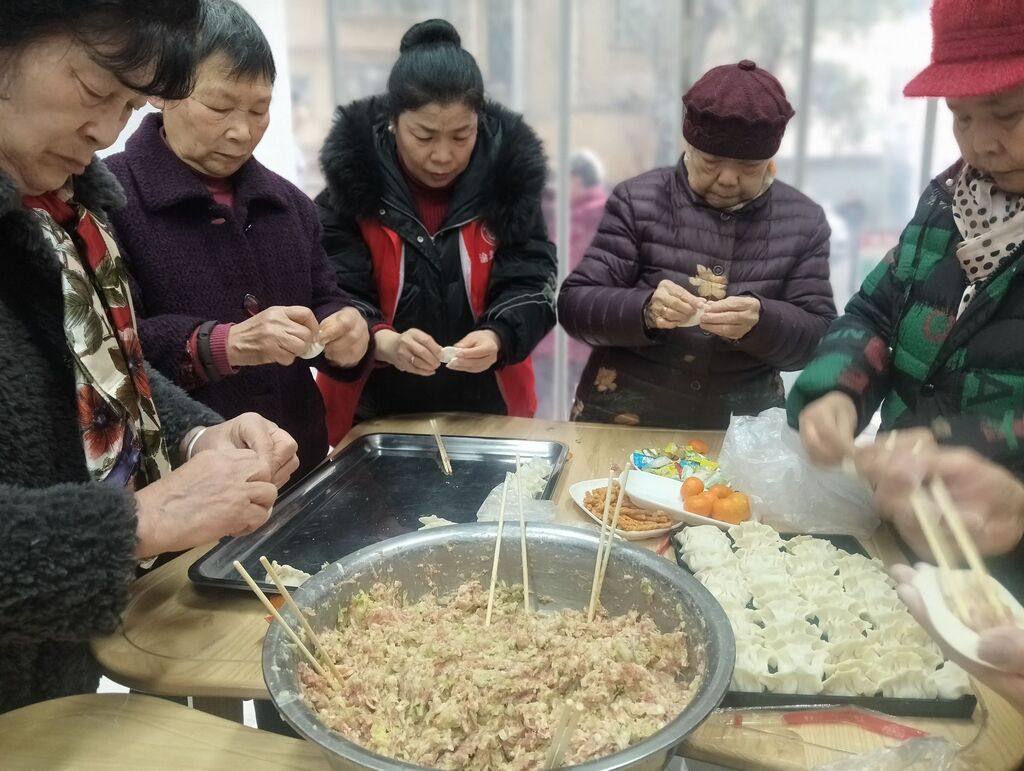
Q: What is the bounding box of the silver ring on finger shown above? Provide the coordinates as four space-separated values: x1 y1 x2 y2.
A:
410 354 416 365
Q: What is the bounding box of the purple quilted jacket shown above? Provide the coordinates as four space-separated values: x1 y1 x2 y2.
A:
558 160 836 429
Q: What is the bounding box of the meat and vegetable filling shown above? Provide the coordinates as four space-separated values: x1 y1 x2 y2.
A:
299 579 697 769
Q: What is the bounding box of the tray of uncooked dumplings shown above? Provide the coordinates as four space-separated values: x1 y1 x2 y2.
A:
674 521 976 718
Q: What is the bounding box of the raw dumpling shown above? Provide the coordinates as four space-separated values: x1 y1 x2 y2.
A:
731 642 772 692
683 549 736 573
835 553 885 578
823 667 877 696
816 608 872 640
787 539 839 564
728 521 783 551
737 550 787 573
677 525 731 553
697 571 752 606
930 662 972 699
871 650 928 681
763 669 824 695
878 669 938 699
751 601 817 627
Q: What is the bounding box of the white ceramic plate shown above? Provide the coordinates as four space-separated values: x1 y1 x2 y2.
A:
625 471 759 531
911 562 1024 670
568 478 678 541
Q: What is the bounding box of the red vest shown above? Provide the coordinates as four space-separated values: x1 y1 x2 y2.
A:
317 220 537 445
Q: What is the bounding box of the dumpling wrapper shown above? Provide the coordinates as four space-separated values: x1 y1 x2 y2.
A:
299 341 325 360
264 560 311 587
678 305 706 328
440 346 460 364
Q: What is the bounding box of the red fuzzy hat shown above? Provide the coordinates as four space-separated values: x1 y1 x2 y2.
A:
682 60 794 161
904 0 1024 98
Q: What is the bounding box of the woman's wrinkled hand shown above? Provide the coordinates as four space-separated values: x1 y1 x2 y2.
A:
134 448 278 558
445 330 501 373
227 306 319 367
700 295 761 339
320 307 370 367
798 391 858 467
375 328 442 375
860 446 1024 558
644 280 706 330
892 564 1024 712
188 413 299 488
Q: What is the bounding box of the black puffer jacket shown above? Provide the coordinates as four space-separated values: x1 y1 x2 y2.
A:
0 162 221 714
317 96 556 420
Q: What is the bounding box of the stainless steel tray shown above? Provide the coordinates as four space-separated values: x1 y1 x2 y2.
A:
188 433 569 591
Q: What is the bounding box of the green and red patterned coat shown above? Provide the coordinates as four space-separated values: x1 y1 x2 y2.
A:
788 162 1024 475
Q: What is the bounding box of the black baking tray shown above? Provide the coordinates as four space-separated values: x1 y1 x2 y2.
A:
673 532 977 719
189 433 568 592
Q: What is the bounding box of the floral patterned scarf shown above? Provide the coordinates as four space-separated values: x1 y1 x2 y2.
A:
952 164 1024 318
24 189 172 487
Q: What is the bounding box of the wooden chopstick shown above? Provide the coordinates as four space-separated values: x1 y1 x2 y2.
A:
515 454 531 614
908 489 973 623
587 467 616 623
485 472 510 626
927 477 1006 620
594 467 630 617
429 418 453 476
544 700 583 769
260 556 344 688
232 560 332 684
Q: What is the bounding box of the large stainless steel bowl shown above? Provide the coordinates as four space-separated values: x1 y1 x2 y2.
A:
263 523 734 770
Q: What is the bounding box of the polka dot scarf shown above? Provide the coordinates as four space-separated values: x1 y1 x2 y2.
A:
952 165 1024 318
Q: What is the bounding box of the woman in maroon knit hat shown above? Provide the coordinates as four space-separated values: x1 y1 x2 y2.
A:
559 61 836 429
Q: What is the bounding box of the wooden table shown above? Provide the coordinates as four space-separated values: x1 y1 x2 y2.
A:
0 694 330 770
91 414 1024 770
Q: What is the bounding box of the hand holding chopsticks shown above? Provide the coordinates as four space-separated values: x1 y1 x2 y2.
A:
911 477 1009 626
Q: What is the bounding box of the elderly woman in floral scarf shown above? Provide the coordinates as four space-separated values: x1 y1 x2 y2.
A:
0 0 299 714
559 61 836 429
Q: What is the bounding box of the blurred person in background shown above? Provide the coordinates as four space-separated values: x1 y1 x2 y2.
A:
535 149 609 417
0 0 298 715
106 0 372 484
559 61 835 429
315 19 556 442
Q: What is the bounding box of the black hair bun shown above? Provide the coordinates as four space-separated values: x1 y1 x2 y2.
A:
399 18 461 53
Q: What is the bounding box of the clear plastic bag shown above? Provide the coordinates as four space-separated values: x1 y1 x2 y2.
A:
812 736 955 770
717 408 879 537
476 459 557 523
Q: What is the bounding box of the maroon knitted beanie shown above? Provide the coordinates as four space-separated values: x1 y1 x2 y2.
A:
682 60 795 161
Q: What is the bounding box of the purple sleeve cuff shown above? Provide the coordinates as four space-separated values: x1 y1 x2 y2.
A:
209 323 237 376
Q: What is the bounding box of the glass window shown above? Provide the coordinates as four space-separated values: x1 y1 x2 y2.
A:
282 0 943 417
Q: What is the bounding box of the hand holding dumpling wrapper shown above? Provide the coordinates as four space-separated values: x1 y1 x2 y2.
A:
717 408 878 537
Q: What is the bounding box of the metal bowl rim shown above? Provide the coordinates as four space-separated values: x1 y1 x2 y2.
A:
262 522 735 770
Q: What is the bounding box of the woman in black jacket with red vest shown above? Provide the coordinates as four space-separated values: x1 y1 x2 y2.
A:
315 19 556 441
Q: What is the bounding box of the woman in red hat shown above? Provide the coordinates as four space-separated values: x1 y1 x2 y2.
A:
559 61 837 429
791 0 1024 604
792 0 1024 479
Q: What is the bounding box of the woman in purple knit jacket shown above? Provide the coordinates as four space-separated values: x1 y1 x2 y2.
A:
106 0 373 483
559 61 837 429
